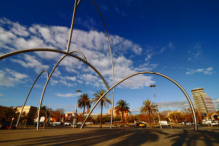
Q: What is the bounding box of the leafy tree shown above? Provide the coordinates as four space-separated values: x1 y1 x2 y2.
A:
78 93 91 122
140 99 157 128
91 89 111 128
113 116 121 121
127 114 135 123
115 100 131 128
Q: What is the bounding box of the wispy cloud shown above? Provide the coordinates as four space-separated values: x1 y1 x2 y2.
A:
56 93 78 98
158 101 189 109
10 54 50 73
0 93 4 96
188 43 202 60
186 67 215 75
144 43 173 62
75 17 97 30
100 5 109 11
131 100 191 113
0 98 7 102
213 98 219 103
0 17 157 89
0 68 28 87
114 7 127 16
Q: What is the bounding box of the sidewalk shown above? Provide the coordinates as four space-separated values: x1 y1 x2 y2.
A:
0 127 219 145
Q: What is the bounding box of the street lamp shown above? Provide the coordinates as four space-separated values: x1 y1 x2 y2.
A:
150 85 162 129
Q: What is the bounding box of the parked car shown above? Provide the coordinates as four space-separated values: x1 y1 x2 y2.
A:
185 122 192 125
202 120 212 125
64 122 71 126
136 122 146 128
0 124 17 130
211 121 218 126
159 121 170 126
53 122 61 126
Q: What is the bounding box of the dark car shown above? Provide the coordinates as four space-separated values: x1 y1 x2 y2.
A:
0 124 17 130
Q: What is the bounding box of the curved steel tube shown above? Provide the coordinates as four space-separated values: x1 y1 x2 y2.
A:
15 70 49 127
90 0 115 129
81 71 197 131
66 0 80 53
0 48 109 90
36 50 87 130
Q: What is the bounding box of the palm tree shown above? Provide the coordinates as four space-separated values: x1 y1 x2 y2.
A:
140 99 157 128
91 89 111 128
78 93 91 122
115 100 131 128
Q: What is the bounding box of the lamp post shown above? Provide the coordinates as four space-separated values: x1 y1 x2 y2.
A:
150 85 162 129
74 90 81 128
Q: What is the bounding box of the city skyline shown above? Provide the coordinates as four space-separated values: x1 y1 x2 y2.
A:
0 0 219 113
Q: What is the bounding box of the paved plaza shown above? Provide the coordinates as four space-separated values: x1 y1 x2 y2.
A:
0 126 219 146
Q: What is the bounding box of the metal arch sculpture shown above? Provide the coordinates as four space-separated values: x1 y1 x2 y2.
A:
0 48 110 129
89 0 115 129
68 0 116 129
16 70 49 127
0 48 109 90
81 71 198 131
36 50 89 130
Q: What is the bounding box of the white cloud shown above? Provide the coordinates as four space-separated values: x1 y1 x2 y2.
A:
131 100 191 113
0 68 28 87
49 77 75 87
0 98 7 102
56 93 78 98
10 54 50 73
0 93 3 96
52 68 61 77
213 98 219 103
144 44 170 61
75 17 97 30
158 101 189 109
0 18 157 89
188 43 202 60
135 63 158 72
65 76 76 81
186 67 215 75
168 42 174 49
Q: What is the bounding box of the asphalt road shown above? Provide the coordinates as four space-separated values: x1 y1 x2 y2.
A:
0 126 219 146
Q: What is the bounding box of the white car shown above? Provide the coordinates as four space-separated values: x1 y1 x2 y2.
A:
211 121 218 126
159 121 170 126
64 122 71 126
185 122 192 125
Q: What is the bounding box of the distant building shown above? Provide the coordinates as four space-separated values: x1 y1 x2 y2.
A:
16 106 37 116
16 106 37 123
108 107 129 118
84 113 109 119
191 88 216 114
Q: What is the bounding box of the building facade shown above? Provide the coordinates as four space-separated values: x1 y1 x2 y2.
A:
16 106 37 116
108 107 129 118
191 88 216 114
16 106 37 123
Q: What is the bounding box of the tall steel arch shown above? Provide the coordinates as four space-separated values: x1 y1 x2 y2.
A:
81 71 198 131
0 48 110 130
16 70 49 127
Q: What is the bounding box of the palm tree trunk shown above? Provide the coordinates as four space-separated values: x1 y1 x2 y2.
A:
122 111 124 129
149 109 152 129
83 106 85 122
100 104 103 128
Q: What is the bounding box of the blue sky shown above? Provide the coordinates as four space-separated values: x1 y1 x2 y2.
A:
0 0 219 114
